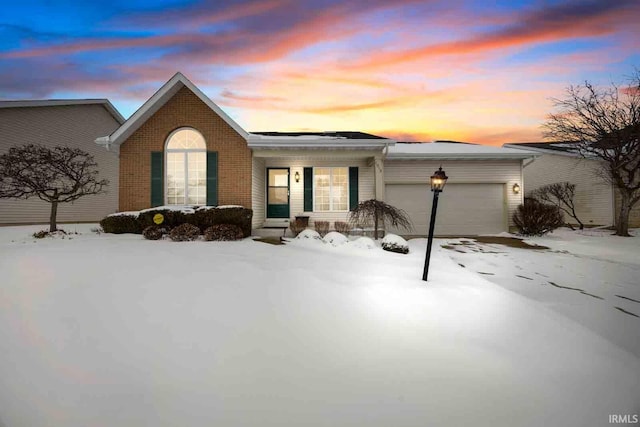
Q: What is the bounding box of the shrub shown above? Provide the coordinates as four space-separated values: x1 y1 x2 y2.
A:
513 198 564 236
32 229 50 239
204 224 244 241
296 229 321 240
334 221 351 235
138 209 190 230
349 199 412 240
100 214 142 234
289 218 306 237
381 233 409 254
142 225 166 240
169 223 201 242
323 231 348 246
194 207 253 237
314 220 330 237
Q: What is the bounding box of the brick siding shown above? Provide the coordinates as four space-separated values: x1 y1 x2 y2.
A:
119 86 252 211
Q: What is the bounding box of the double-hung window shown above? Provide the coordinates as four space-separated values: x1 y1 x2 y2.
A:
314 167 348 211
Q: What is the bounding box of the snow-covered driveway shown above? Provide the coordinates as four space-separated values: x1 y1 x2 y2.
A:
441 229 640 357
0 225 638 427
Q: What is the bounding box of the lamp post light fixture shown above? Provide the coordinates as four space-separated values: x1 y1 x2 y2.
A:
422 166 448 282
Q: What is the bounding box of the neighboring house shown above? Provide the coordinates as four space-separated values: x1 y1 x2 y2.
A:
0 100 124 225
95 72 536 236
503 142 640 228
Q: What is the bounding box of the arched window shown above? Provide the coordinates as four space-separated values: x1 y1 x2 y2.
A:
165 128 207 205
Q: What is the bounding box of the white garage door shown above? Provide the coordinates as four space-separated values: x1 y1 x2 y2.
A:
385 183 506 236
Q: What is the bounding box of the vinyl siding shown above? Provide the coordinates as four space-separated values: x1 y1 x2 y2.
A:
524 154 614 226
251 156 265 228
384 159 523 227
0 105 121 225
259 157 375 228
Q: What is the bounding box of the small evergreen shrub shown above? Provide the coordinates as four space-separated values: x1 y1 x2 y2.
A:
289 218 306 237
334 221 351 235
194 207 253 237
32 229 50 239
323 231 348 246
169 223 201 241
314 221 330 237
142 225 166 240
381 233 409 254
138 209 189 230
204 224 244 241
296 229 321 240
100 214 142 234
513 198 564 236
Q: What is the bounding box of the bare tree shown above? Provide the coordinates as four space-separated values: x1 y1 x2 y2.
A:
349 199 412 239
529 182 584 230
0 145 108 232
543 69 640 236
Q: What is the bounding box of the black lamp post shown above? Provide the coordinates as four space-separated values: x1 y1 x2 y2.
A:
422 166 448 281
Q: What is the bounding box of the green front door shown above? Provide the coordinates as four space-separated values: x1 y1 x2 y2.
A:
267 168 290 218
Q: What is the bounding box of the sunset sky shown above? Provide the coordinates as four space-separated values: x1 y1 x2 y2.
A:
1 0 638 145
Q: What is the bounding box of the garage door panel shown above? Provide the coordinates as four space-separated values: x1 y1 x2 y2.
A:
385 184 505 236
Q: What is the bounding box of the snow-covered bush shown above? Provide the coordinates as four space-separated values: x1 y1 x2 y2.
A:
323 231 348 246
349 236 376 249
334 221 351 235
169 223 201 242
100 214 142 234
138 209 188 230
194 207 253 237
204 224 244 241
381 233 409 254
296 229 321 240
513 198 564 236
314 221 329 237
100 206 253 237
142 225 166 240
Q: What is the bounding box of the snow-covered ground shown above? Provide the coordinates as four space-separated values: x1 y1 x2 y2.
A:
441 228 640 357
0 224 638 426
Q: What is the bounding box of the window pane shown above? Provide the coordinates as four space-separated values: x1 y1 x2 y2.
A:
167 129 206 150
268 169 289 186
186 152 206 205
268 188 288 204
314 168 330 211
332 168 348 210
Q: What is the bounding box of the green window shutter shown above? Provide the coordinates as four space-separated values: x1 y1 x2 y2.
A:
349 167 359 211
303 167 313 212
150 152 164 207
206 151 218 206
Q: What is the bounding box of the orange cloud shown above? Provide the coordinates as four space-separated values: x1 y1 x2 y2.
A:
345 0 640 70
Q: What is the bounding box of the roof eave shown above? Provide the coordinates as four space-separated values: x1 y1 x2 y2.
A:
106 72 249 147
502 143 580 158
386 152 538 160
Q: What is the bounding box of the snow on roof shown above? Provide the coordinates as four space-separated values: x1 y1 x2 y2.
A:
247 132 394 149
503 142 581 157
387 142 538 160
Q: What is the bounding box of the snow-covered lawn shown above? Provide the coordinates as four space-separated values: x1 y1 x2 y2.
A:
441 228 640 357
0 225 638 426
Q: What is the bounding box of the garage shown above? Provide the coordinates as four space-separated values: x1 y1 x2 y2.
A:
385 183 506 236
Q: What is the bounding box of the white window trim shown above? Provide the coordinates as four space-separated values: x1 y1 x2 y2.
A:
312 167 350 212
165 127 207 206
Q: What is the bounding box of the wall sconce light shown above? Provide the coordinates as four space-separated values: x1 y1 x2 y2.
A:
294 171 300 183
512 183 521 194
